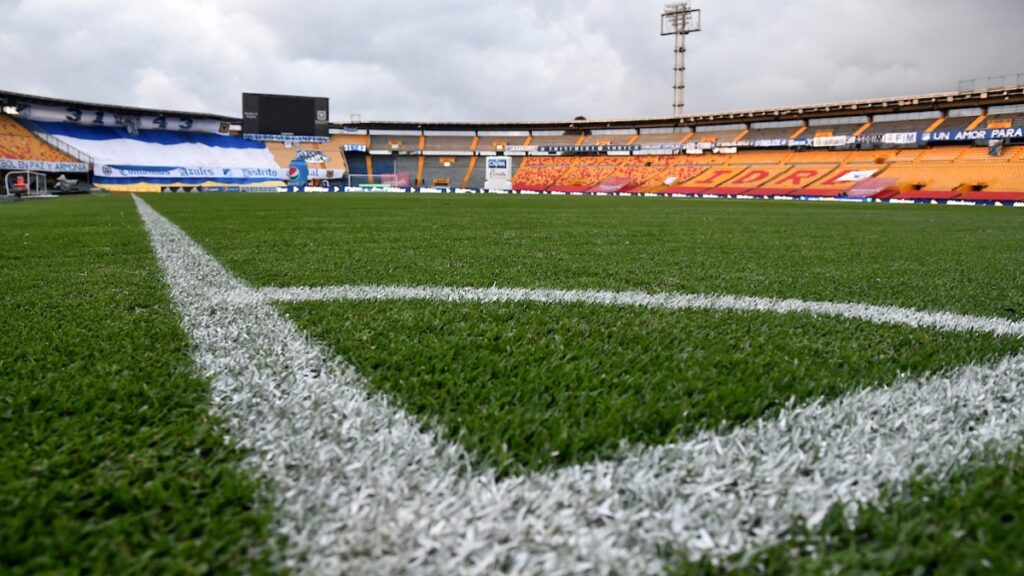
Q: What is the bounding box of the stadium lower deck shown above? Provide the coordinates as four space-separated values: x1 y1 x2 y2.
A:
3 88 1024 204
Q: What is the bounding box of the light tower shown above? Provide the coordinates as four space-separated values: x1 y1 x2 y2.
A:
661 2 701 117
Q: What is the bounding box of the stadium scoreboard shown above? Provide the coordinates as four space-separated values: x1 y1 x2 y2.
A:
242 93 329 137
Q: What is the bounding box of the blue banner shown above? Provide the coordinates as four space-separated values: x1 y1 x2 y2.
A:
95 164 286 180
922 127 1024 142
244 133 331 144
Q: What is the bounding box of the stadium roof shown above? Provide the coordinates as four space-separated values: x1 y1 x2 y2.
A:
0 89 237 123
3 86 1024 133
341 87 1024 132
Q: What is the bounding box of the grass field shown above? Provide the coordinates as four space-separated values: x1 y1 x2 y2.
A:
3 192 1024 574
0 196 277 575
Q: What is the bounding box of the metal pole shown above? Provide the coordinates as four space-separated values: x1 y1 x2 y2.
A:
674 29 686 116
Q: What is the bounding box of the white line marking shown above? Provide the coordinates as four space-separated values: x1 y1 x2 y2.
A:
135 195 1024 576
259 285 1024 339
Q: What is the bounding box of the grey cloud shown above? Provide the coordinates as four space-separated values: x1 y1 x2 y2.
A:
0 0 1021 122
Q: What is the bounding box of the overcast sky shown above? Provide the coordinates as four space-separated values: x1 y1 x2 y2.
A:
1 0 1022 122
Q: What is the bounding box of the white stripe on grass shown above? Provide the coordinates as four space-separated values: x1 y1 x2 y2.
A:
259 284 1024 338
135 195 1024 576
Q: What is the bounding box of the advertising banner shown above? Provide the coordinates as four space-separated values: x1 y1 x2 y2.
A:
95 164 287 180
881 132 919 145
922 127 1024 142
1 158 89 173
485 156 513 190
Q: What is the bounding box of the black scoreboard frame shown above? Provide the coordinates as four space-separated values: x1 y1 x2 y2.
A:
242 93 329 137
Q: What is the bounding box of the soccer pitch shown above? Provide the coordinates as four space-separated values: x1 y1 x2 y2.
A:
3 193 1024 575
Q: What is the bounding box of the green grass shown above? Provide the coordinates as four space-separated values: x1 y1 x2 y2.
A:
5 192 1024 574
146 192 1024 570
147 193 1024 319
673 447 1024 575
282 299 1021 474
0 197 276 575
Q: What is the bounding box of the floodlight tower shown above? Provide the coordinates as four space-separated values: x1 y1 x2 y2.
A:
661 2 701 117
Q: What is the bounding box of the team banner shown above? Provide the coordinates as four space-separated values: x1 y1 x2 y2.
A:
93 164 343 181
15 102 230 134
922 127 1024 142
811 135 856 148
882 132 919 145
0 157 89 173
95 164 288 180
242 133 331 144
751 139 790 148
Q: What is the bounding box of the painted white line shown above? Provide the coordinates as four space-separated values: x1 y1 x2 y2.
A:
259 285 1024 338
135 195 1024 576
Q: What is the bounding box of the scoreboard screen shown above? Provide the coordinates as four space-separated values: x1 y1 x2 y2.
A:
242 93 329 137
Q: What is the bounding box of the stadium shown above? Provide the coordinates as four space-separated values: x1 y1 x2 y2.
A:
2 1 1024 575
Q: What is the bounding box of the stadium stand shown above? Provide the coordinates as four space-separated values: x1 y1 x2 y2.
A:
936 113 983 132
421 156 467 188
986 112 1024 129
633 131 688 145
0 114 78 163
513 157 573 190
530 133 586 147
24 119 282 192
714 165 791 195
725 149 795 164
371 155 398 180
692 126 747 143
755 165 841 197
744 125 803 142
266 141 347 176
370 134 413 153
478 135 529 152
507 144 1024 201
804 119 865 137
862 116 941 136
390 156 419 186
581 132 636 146
4 85 1023 201
422 134 476 153
550 157 624 192
462 155 487 188
666 165 743 194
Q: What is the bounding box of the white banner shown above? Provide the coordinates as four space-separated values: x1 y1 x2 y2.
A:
16 102 230 134
484 156 513 190
94 165 345 181
836 169 879 183
95 164 287 180
0 157 89 173
881 132 919 145
812 135 856 148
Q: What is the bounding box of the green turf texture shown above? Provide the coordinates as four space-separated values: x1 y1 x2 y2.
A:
143 192 1024 573
146 193 1024 319
282 299 1020 474
6 193 1024 574
673 447 1024 575
0 197 276 575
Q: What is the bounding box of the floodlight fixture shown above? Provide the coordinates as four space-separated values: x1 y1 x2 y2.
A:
661 2 701 116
